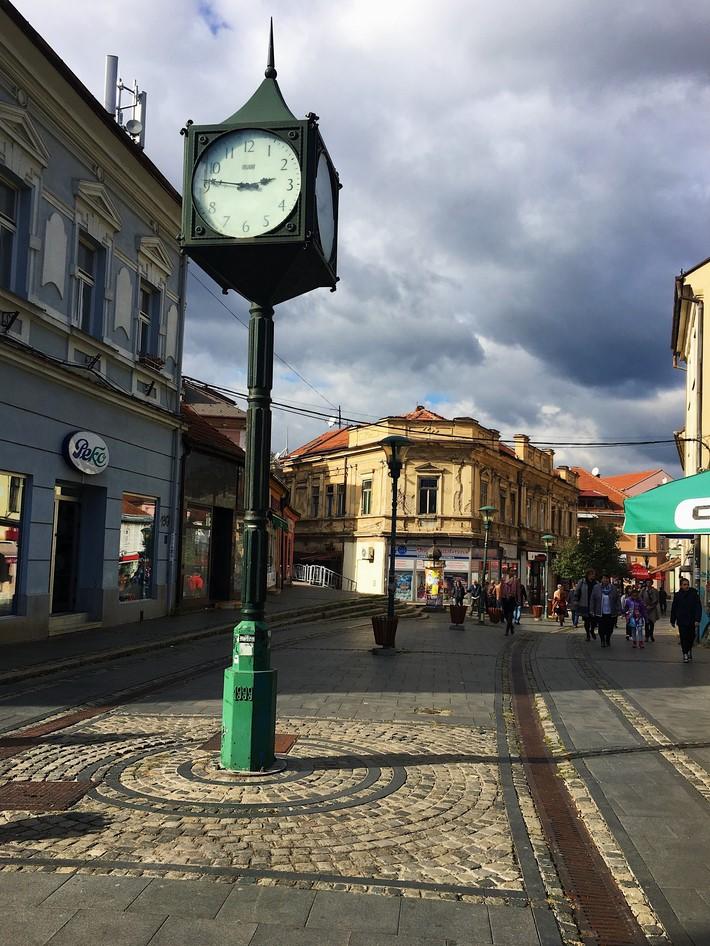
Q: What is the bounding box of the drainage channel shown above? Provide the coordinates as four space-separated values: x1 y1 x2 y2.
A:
510 641 647 946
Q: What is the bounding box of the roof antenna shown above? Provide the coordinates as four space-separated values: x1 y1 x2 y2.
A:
265 18 277 79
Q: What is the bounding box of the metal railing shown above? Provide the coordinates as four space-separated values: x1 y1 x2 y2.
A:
294 563 357 592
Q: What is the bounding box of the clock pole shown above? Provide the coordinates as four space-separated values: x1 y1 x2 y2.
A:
221 301 279 772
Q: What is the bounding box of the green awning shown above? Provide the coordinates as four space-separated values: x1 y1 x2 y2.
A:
271 513 289 531
623 470 710 535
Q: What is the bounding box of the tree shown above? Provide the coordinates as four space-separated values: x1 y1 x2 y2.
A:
554 522 629 581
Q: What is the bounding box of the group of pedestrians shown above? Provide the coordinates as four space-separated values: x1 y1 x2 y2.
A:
566 568 703 662
460 576 527 636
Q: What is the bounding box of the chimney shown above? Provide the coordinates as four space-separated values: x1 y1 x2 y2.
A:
514 433 529 462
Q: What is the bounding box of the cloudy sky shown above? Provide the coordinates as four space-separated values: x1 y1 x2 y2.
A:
15 0 710 474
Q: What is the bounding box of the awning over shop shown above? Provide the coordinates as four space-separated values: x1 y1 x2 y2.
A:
623 470 710 535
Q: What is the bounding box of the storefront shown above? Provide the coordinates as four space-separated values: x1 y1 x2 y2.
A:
0 362 182 643
392 542 503 604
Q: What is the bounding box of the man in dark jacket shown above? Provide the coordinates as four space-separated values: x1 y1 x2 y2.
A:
670 578 703 663
572 569 598 641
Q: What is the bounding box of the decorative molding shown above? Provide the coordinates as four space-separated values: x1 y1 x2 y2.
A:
0 102 49 168
75 179 122 233
42 189 74 218
113 266 133 341
137 236 173 279
41 212 67 298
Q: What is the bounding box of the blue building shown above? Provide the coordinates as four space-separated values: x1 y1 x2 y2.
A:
0 3 185 642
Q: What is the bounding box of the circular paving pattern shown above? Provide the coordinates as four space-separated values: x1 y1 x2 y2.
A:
0 715 523 892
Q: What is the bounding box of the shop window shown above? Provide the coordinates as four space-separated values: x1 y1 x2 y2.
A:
418 477 438 515
310 484 320 518
119 493 157 601
0 471 25 615
182 504 212 599
138 280 160 358
75 231 104 336
361 479 372 515
325 484 334 517
636 534 647 550
336 483 346 517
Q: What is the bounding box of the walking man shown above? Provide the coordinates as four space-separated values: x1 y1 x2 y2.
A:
468 579 481 616
671 578 702 663
590 574 620 647
501 573 520 636
573 568 598 641
659 585 668 616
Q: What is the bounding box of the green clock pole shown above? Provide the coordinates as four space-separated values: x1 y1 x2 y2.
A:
221 301 278 771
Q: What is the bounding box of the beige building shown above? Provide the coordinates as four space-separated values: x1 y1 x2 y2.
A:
671 261 710 593
281 407 578 605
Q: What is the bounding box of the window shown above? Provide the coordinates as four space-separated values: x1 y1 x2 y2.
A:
138 281 159 357
75 234 97 334
119 493 157 601
418 477 438 515
510 491 517 524
0 179 17 291
182 505 211 599
325 484 334 517
636 535 647 550
0 471 25 615
310 485 320 518
336 483 346 517
480 480 488 508
499 492 507 522
361 479 372 515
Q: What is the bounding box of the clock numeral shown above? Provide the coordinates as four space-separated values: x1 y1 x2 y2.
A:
202 179 210 191
242 221 250 233
244 140 255 153
210 161 221 174
208 201 216 214
278 200 286 211
280 158 288 171
286 179 294 191
225 146 234 159
223 216 231 227
263 215 270 227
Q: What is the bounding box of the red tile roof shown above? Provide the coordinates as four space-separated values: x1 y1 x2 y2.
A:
603 470 662 492
287 426 352 459
571 467 626 508
401 405 447 421
181 405 245 458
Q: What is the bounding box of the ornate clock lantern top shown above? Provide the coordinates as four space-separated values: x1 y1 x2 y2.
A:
180 21 340 306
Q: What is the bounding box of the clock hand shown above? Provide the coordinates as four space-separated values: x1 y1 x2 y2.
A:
259 177 276 185
208 179 261 190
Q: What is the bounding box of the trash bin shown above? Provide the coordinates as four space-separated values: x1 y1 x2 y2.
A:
372 615 398 648
449 604 467 626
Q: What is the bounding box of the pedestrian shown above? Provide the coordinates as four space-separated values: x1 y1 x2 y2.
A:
670 577 702 663
453 578 466 606
573 568 598 641
468 579 481 616
515 583 528 624
659 584 668 616
640 580 660 642
501 573 520 636
569 583 579 627
552 584 567 626
624 588 647 649
590 574 620 647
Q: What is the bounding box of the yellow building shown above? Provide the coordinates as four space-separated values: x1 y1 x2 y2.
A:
671 260 710 593
281 407 578 605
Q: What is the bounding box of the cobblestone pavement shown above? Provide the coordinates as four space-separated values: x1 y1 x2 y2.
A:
2 612 710 944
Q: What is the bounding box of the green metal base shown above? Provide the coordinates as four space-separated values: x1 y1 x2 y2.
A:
220 666 277 772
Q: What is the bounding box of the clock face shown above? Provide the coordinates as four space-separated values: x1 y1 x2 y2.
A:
314 152 335 261
192 128 302 238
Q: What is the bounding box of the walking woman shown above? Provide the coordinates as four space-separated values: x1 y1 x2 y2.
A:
624 588 647 650
590 575 620 647
671 578 703 663
641 580 660 642
552 584 567 626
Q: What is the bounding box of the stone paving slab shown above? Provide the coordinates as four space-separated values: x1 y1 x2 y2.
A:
148 914 257 946
306 890 400 933
126 876 231 918
43 909 165 946
4 907 77 946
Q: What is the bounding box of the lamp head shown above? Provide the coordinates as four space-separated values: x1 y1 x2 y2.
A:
542 533 554 549
480 504 496 526
381 435 412 473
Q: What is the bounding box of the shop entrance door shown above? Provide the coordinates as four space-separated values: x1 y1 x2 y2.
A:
210 507 233 601
50 485 82 614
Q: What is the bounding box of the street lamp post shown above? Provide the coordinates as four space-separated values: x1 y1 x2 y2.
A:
478 505 497 625
381 436 412 620
542 534 554 618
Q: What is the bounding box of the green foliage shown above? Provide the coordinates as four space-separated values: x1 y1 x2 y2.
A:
554 522 629 581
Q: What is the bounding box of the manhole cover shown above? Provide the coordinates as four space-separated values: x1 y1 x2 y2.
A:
0 780 92 811
198 732 298 753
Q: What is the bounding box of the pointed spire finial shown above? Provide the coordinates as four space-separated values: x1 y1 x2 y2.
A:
265 18 277 79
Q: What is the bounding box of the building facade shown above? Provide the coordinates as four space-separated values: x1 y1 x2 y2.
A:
671 259 710 596
0 4 185 641
281 407 578 604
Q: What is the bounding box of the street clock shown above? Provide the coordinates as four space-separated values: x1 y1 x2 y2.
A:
180 28 340 306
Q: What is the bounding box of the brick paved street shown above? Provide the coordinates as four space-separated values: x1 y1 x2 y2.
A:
1 608 709 944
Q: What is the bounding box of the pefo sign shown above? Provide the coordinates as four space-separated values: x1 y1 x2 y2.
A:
65 431 109 475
